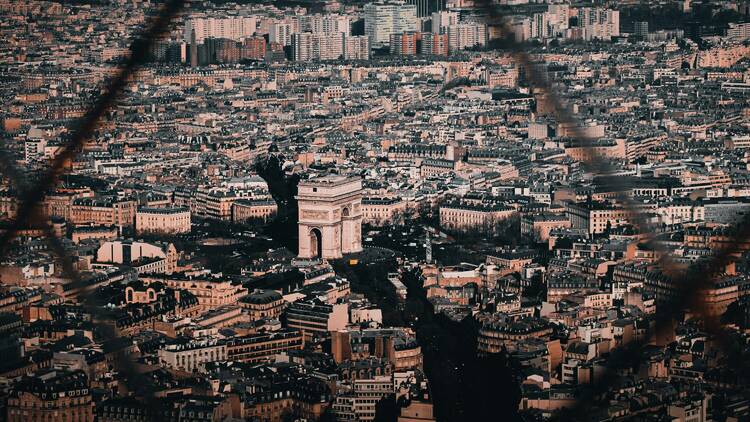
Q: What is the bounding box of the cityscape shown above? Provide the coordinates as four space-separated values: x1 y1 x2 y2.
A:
2 0 750 421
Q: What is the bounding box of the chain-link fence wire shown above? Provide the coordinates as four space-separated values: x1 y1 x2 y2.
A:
474 1 750 419
0 0 186 408
0 0 747 419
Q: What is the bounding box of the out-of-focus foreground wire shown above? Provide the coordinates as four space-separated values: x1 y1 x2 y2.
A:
0 0 187 408
472 0 750 419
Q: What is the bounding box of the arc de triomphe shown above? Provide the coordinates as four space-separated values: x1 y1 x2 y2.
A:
296 175 363 260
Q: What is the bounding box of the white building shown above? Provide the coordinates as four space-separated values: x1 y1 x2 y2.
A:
96 240 178 274
364 2 419 48
431 10 458 34
577 8 620 41
270 21 294 46
292 33 369 61
727 22 750 41
447 23 487 52
183 15 257 43
301 13 352 35
158 339 227 372
135 207 191 235
293 33 338 61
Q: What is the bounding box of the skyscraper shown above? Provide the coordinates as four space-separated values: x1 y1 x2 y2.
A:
431 10 459 34
576 8 620 41
270 22 294 46
364 2 419 48
634 21 649 39
189 29 198 68
406 0 445 18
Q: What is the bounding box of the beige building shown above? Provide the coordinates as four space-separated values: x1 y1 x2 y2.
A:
521 213 572 241
141 274 248 311
6 370 93 422
232 198 277 223
297 176 363 259
96 240 178 274
70 197 136 227
399 401 435 422
285 300 349 340
565 201 637 234
239 289 285 321
439 201 515 233
195 187 240 220
157 339 227 372
226 329 304 364
361 197 407 226
71 225 118 244
136 207 191 235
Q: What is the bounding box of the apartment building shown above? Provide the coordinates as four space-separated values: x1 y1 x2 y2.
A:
361 197 407 226
70 197 136 227
439 201 515 233
158 339 227 372
7 370 93 422
239 289 285 321
226 329 304 364
135 207 191 235
140 274 248 312
564 201 637 234
285 299 348 341
232 198 277 223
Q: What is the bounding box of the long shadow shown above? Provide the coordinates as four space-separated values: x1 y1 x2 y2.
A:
399 270 522 421
255 155 301 254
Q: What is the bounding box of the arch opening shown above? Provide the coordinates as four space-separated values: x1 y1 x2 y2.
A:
310 228 323 259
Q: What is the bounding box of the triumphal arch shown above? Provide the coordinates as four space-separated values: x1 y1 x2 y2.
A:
297 175 363 260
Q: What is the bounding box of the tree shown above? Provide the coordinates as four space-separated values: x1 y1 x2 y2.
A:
374 394 398 422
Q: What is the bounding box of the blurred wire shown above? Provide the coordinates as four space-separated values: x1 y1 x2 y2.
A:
0 0 186 409
0 0 186 255
473 0 750 419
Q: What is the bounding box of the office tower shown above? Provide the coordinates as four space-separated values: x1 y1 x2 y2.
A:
364 2 419 48
635 21 649 38
189 29 198 67
431 10 459 34
406 0 445 18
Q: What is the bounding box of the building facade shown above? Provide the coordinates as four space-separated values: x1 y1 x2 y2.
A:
135 207 191 235
7 370 93 422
